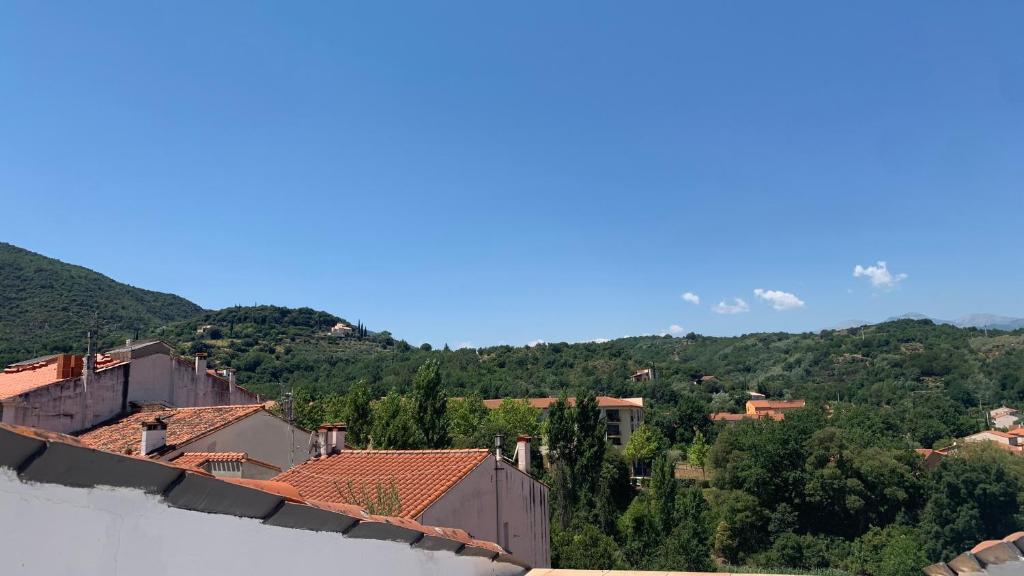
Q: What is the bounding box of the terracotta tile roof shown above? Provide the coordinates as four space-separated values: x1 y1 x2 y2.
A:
711 411 785 422
171 451 281 472
482 396 644 410
273 449 491 519
77 405 264 456
747 399 806 411
0 422 522 568
0 354 124 400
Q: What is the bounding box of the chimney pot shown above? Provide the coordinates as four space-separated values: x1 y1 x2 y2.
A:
317 423 347 457
195 353 208 376
516 435 531 475
140 418 168 455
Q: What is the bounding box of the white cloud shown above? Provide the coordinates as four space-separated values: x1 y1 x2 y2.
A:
668 324 684 334
753 288 806 311
590 338 610 344
454 341 474 350
853 261 907 289
712 298 750 314
681 292 700 305
527 339 545 347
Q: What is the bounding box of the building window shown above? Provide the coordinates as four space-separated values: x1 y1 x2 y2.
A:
611 436 622 446
606 409 620 422
607 423 621 437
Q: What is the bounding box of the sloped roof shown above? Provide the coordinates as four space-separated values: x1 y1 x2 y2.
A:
0 354 125 400
77 405 264 455
0 422 523 569
747 399 806 411
274 449 491 519
482 396 644 410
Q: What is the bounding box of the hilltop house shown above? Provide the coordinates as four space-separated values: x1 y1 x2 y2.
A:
77 404 310 475
483 396 645 447
630 368 656 382
963 429 1024 454
0 340 260 435
990 406 1021 429
275 430 550 568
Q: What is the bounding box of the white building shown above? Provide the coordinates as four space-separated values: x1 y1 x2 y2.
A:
990 406 1021 429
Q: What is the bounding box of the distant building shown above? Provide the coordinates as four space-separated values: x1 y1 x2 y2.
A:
330 322 353 336
710 398 805 424
747 391 766 401
77 404 310 473
746 399 806 416
0 340 260 435
482 396 645 447
914 447 947 470
630 368 656 382
963 430 1024 454
275 433 550 568
990 406 1021 429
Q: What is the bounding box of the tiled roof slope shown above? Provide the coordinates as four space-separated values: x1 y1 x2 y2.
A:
482 397 644 410
78 405 263 455
274 449 490 519
0 423 527 570
172 452 281 472
0 354 124 400
748 399 806 411
924 531 1024 575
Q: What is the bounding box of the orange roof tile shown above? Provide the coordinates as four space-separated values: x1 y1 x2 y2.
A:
482 396 643 410
77 405 264 456
0 354 125 400
748 399 806 411
0 422 518 564
711 411 785 422
273 449 490 519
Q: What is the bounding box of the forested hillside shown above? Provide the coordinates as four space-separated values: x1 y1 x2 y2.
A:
0 243 203 366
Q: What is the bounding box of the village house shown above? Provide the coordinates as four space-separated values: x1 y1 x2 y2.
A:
0 339 260 435
963 429 1024 454
710 398 805 424
483 396 644 447
630 368 656 382
990 406 1021 429
275 428 550 568
77 404 310 475
0 422 529 576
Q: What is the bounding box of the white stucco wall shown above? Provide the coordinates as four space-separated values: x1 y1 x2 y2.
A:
0 469 523 576
161 411 311 472
128 353 257 407
420 457 550 568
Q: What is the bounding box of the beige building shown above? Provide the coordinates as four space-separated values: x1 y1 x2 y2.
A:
77 404 311 474
276 431 550 568
483 396 645 447
0 340 260 435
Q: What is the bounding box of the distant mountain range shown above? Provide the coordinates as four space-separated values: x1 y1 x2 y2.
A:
835 313 1024 331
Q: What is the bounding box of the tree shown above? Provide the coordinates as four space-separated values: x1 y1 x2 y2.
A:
624 424 660 477
552 523 625 569
370 392 421 449
845 525 931 576
343 381 373 448
547 394 576 529
412 359 449 448
687 430 710 479
618 495 661 569
477 398 541 453
448 395 489 446
658 484 713 571
649 455 677 535
574 391 607 500
921 448 1024 560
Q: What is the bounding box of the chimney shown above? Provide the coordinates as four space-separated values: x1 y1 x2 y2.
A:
125 338 133 347
195 353 207 376
516 435 531 475
227 369 236 393
494 433 504 461
140 419 168 455
318 423 346 457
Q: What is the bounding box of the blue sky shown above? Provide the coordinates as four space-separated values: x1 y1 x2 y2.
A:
2 2 1022 348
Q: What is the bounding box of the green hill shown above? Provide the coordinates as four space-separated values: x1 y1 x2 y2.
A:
0 243 204 366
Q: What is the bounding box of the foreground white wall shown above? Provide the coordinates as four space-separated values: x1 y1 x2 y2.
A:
0 470 522 576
